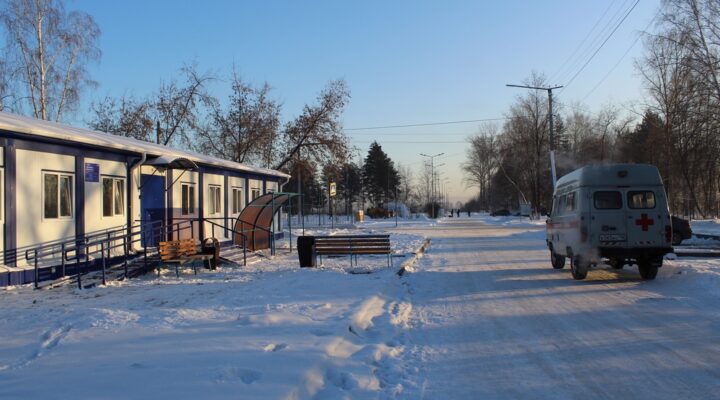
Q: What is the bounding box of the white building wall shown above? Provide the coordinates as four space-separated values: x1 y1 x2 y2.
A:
228 176 245 231
84 158 128 257
0 146 4 259
172 170 199 240
16 149 75 248
84 158 127 234
202 172 225 239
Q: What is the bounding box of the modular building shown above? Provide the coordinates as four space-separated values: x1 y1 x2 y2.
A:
0 111 289 286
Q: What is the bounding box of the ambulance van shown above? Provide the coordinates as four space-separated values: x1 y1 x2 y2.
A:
546 164 673 280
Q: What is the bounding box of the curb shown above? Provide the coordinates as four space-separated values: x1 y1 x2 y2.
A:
397 238 432 276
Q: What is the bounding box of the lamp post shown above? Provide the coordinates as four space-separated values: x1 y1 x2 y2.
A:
421 153 444 218
506 84 563 188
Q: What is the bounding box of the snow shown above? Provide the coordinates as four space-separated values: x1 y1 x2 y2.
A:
0 111 289 179
2 215 720 399
690 219 720 236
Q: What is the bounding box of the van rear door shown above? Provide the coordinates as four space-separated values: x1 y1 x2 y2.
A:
626 189 664 247
591 190 627 247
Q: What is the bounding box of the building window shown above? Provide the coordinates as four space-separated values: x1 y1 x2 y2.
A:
43 172 73 219
251 187 260 201
232 187 243 214
102 177 125 217
181 183 196 215
208 185 221 214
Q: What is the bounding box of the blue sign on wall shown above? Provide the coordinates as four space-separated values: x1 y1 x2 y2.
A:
85 163 99 182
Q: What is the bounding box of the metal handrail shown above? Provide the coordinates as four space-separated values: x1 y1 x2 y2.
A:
26 218 196 289
202 219 248 266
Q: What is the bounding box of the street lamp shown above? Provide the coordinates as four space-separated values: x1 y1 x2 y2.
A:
420 153 444 218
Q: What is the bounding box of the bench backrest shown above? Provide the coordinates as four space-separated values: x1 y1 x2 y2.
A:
314 235 391 254
159 239 198 261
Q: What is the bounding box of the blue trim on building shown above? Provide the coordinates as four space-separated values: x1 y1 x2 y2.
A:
4 140 16 266
223 172 229 239
245 177 250 207
198 168 204 240
75 155 85 239
166 169 173 240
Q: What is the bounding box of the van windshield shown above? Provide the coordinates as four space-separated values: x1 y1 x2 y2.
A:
628 191 656 209
594 191 622 209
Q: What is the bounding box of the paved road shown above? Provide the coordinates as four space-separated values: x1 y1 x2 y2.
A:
394 218 720 399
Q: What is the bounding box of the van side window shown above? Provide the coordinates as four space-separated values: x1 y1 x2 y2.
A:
565 192 576 212
627 191 656 209
557 195 566 215
594 191 622 209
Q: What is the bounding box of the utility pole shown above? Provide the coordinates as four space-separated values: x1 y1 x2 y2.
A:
506 84 563 188
421 153 444 218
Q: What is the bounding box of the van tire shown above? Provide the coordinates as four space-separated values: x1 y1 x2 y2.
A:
551 252 566 269
609 258 624 270
638 259 660 280
571 256 589 280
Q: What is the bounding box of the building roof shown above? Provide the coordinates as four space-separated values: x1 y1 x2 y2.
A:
0 111 290 179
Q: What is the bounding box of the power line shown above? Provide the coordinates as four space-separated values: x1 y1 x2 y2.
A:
343 117 509 131
351 140 467 144
581 16 655 102
556 0 635 85
562 0 641 91
548 0 620 84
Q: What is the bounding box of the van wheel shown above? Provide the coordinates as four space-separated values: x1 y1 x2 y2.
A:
571 256 589 280
609 258 624 270
551 252 566 269
638 259 660 280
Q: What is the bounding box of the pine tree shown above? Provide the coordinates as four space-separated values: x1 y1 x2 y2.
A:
362 142 400 206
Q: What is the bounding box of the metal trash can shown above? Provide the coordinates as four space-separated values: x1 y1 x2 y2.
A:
202 237 220 269
297 236 316 268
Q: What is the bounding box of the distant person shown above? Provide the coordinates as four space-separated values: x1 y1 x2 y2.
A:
467 210 471 217
456 209 460 217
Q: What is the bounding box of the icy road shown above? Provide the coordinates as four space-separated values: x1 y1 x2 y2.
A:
396 217 720 399
1 216 720 399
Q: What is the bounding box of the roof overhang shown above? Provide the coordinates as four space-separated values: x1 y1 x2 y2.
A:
143 155 198 171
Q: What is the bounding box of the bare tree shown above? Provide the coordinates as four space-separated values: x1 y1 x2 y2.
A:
153 65 214 147
274 79 350 171
463 123 498 210
197 72 280 167
1 0 100 121
88 95 154 141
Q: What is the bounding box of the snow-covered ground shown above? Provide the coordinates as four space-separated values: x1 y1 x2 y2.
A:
690 218 720 236
2 214 720 399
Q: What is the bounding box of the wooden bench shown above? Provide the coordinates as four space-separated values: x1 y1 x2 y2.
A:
314 235 392 267
158 239 214 277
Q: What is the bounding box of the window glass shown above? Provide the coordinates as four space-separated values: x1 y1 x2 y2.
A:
208 186 222 214
628 191 656 209
60 176 73 217
44 174 59 219
565 192 576 212
594 191 622 209
114 179 124 215
103 178 113 217
181 184 189 215
251 188 260 200
189 186 195 213
232 188 241 214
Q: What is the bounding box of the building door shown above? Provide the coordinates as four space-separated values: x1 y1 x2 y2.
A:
140 174 165 247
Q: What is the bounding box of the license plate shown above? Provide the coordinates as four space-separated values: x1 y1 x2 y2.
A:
600 234 626 241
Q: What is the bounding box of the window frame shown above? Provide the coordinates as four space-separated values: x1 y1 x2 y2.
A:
42 171 74 220
593 190 623 210
627 190 656 209
102 176 125 218
208 185 222 215
181 183 196 215
231 187 243 214
251 187 261 201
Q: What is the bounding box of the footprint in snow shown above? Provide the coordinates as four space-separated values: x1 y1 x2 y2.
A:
216 367 262 384
263 343 287 352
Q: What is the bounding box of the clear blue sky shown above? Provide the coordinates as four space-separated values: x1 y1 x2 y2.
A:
71 0 660 203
